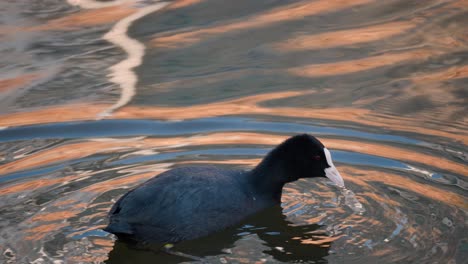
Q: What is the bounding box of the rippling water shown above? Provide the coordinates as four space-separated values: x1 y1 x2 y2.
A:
0 0 467 263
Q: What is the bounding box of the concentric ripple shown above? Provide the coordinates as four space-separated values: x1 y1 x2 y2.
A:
0 120 466 263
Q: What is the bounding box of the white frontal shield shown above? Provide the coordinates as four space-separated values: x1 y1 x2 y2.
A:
323 148 345 187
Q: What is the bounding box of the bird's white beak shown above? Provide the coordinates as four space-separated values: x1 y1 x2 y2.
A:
324 148 345 187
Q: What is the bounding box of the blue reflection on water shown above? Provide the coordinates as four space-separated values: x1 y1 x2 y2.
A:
0 117 421 145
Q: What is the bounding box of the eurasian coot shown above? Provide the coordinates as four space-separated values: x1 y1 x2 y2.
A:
104 134 345 243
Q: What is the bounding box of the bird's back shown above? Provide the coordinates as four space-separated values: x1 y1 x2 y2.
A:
105 166 268 242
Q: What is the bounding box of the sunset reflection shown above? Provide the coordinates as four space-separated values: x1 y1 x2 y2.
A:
33 5 136 31
1 0 467 262
341 166 467 209
25 223 68 241
274 21 416 51
152 0 374 49
0 90 466 144
20 168 169 242
0 175 79 196
412 65 468 84
1 132 466 176
288 49 442 77
0 73 41 93
168 0 205 10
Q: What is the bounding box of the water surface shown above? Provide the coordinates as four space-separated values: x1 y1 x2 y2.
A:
0 0 467 263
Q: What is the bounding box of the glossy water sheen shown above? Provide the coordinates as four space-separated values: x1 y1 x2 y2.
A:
0 0 467 263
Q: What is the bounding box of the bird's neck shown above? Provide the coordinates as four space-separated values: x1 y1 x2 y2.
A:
249 156 290 203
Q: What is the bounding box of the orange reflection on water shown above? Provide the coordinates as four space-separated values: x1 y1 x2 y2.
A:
152 0 373 49
0 132 466 177
0 103 107 127
168 0 205 10
323 139 468 177
81 170 167 194
1 5 136 37
299 235 342 247
0 175 79 196
113 93 370 123
341 166 467 209
54 199 80 207
33 5 136 31
0 73 41 93
67 254 109 264
289 49 442 77
92 238 114 247
448 0 468 9
412 65 468 84
28 206 86 223
274 21 416 51
0 140 136 175
0 90 466 145
21 170 168 242
25 223 68 241
361 190 400 207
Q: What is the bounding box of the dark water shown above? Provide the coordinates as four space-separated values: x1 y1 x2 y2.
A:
0 0 467 263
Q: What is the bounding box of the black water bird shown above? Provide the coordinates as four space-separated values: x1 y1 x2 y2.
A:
104 134 345 243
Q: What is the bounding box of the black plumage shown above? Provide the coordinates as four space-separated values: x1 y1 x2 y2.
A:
104 134 344 243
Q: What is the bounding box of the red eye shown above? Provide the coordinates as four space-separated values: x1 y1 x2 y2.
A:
313 155 321 160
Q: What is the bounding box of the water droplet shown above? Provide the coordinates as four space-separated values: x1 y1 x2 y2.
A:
275 247 284 252
442 217 453 227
